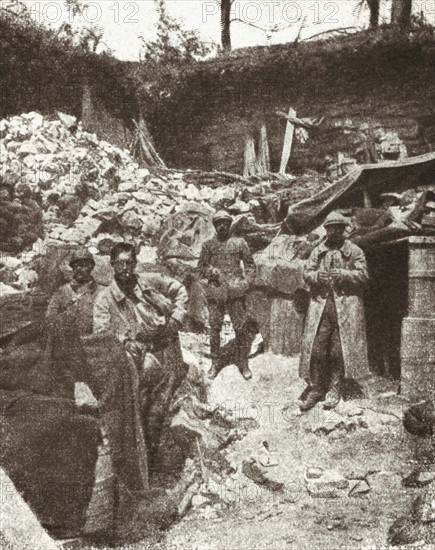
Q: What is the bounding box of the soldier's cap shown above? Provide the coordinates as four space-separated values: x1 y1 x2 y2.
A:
69 248 95 267
212 210 233 224
324 211 349 228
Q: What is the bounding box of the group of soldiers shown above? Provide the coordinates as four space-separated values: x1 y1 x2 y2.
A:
47 206 371 491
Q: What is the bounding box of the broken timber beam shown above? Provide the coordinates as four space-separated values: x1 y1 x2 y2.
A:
279 107 297 175
243 135 257 178
256 124 270 176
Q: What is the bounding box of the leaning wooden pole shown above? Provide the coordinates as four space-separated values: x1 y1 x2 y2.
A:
279 107 297 175
257 124 270 176
243 135 257 178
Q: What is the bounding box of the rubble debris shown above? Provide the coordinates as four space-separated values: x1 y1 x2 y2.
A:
257 441 279 468
306 467 323 479
402 470 435 488
242 458 285 492
304 469 349 499
2 111 320 293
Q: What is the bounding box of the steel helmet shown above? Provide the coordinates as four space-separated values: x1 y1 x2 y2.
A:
69 247 95 268
212 210 233 224
323 211 349 228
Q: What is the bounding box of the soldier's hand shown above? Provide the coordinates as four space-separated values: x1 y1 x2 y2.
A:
329 270 342 281
317 271 330 284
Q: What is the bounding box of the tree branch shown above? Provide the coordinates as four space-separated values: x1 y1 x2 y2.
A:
303 27 358 41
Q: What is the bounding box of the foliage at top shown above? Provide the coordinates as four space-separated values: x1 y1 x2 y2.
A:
0 0 137 122
140 0 215 65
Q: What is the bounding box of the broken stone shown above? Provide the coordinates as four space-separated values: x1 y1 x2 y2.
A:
121 210 142 229
18 142 41 156
403 470 435 488
191 494 211 509
305 469 349 498
346 407 363 417
57 112 76 130
0 120 8 138
413 492 435 524
307 486 339 499
417 472 435 485
242 458 284 492
15 268 38 289
306 467 324 479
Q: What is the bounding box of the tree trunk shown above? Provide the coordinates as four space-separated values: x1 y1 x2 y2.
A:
221 0 232 51
391 0 413 28
367 0 380 28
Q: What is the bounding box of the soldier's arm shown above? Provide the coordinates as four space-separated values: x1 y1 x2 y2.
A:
240 239 256 280
337 246 369 287
46 290 63 318
197 241 212 278
303 247 320 286
93 292 113 335
143 273 188 325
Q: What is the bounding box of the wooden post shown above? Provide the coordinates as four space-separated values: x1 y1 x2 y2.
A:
279 107 296 175
363 189 372 208
243 136 257 178
257 124 270 176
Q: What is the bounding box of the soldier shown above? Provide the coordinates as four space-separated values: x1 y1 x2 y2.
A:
356 122 380 164
46 248 104 335
93 242 189 471
198 210 256 380
298 211 371 411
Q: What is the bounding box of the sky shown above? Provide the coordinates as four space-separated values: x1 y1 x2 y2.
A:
21 0 435 61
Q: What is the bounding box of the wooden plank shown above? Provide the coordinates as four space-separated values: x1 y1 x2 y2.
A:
279 107 296 175
257 124 270 176
243 135 257 178
363 189 372 208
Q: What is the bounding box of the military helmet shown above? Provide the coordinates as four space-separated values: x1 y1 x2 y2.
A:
69 247 95 268
212 210 233 224
323 211 349 228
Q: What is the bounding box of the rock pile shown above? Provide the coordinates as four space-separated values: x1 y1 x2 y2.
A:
1 112 303 293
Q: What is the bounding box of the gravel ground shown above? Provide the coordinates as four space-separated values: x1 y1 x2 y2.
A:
78 349 433 550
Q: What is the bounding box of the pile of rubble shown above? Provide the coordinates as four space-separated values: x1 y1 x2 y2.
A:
1 112 312 294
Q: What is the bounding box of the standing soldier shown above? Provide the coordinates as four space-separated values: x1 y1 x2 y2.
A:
46 248 104 335
93 242 188 472
298 212 371 411
198 211 256 380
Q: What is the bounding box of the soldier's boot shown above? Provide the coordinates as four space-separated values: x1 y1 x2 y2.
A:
323 378 343 410
238 364 253 381
299 388 323 412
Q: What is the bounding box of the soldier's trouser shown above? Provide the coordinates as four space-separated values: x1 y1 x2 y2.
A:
208 298 250 370
310 296 344 393
139 337 188 471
